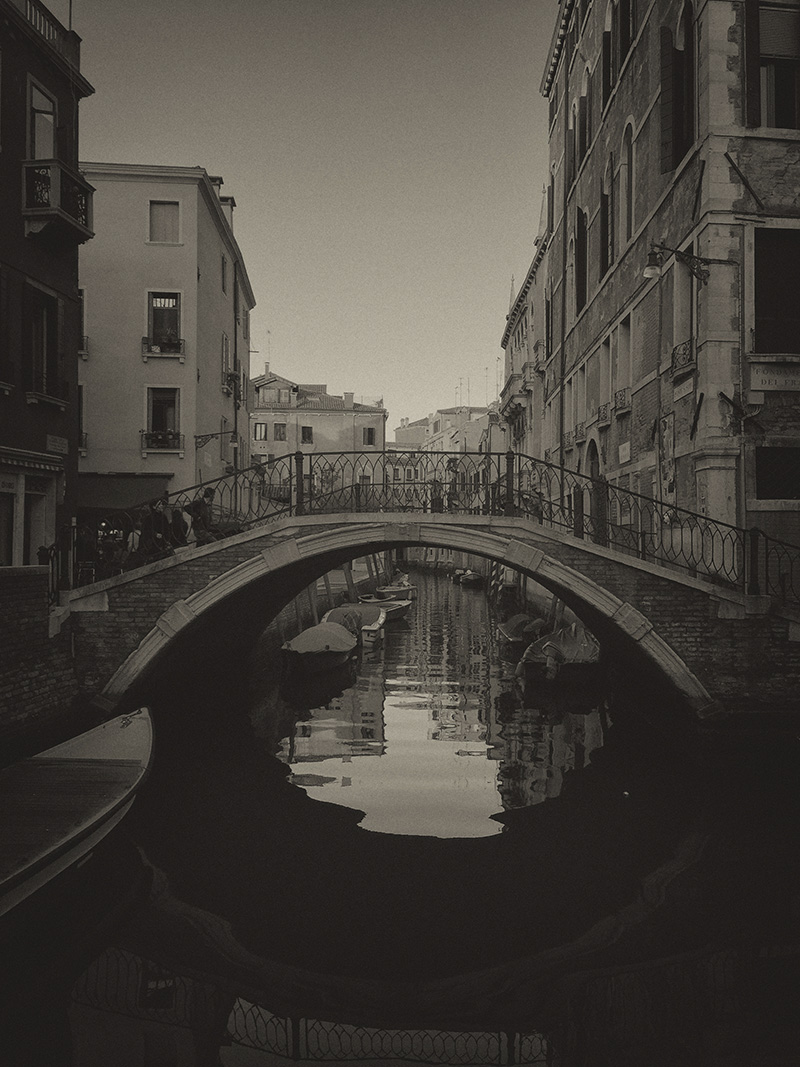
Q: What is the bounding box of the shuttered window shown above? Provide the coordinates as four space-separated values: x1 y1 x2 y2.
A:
759 3 800 127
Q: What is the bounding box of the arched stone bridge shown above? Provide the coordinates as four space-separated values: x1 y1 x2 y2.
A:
62 511 800 720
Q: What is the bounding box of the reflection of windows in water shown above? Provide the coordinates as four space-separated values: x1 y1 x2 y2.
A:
138 960 176 1011
361 727 375 739
297 724 311 737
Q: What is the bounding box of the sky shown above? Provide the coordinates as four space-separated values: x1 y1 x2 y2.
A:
58 0 554 432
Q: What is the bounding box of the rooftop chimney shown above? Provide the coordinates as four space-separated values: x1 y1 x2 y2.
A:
220 195 236 230
344 392 354 408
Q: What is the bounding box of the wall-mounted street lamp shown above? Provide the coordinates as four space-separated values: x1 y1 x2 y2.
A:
643 242 711 283
194 431 239 448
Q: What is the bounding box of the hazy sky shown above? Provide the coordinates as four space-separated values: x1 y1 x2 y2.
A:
60 0 553 431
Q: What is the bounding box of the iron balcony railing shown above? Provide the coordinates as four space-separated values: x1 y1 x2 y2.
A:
140 430 185 451
22 159 93 240
597 403 611 427
47 449 800 611
671 338 696 380
141 335 185 357
614 387 631 414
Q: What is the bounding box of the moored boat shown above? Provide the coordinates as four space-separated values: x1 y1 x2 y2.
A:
0 708 154 919
516 622 602 684
322 604 386 646
320 605 363 642
497 613 548 660
459 569 484 587
282 622 359 675
376 583 417 600
358 594 412 621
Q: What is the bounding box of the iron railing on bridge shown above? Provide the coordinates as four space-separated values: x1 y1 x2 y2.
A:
46 449 800 610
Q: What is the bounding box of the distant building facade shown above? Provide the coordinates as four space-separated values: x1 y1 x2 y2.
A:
250 364 387 459
0 0 94 565
77 163 256 515
509 0 800 543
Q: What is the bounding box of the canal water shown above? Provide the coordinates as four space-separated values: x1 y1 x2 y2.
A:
20 569 800 1063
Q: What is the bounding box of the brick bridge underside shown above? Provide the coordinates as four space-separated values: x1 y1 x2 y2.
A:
63 514 800 719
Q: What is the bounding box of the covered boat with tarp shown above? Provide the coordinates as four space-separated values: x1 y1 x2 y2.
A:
516 622 602 684
282 622 359 676
497 613 549 660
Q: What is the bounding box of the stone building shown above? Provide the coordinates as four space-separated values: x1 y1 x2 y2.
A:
77 164 256 516
512 0 800 544
0 0 94 565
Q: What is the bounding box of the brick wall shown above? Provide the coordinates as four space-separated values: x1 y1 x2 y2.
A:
0 568 81 748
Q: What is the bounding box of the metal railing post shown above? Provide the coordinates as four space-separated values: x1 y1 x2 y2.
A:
504 450 515 516
572 488 584 539
747 526 761 596
294 451 305 516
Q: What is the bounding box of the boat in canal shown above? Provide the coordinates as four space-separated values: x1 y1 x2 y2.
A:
516 621 602 684
0 708 153 919
358 595 412 621
281 621 360 676
322 604 387 647
497 612 549 660
375 579 417 600
459 569 484 587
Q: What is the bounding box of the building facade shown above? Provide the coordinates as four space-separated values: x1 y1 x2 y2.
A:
77 164 256 516
513 0 800 543
250 365 387 459
0 0 94 565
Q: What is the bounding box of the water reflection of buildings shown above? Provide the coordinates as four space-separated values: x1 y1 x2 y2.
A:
280 661 387 766
487 696 606 810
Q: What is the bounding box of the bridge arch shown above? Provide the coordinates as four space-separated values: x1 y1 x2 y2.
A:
102 516 717 716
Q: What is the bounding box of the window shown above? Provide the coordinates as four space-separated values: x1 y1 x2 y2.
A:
755 447 800 498
575 208 588 312
301 426 313 443
660 3 696 172
621 125 634 242
757 1 800 128
602 3 617 109
221 332 231 389
242 306 249 340
145 388 180 448
254 422 267 441
148 292 181 352
221 255 227 293
363 427 375 446
754 229 800 352
274 423 286 441
29 83 55 159
599 159 615 278
22 284 60 397
148 201 179 243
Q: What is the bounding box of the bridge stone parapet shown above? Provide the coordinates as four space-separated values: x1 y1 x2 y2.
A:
60 513 800 718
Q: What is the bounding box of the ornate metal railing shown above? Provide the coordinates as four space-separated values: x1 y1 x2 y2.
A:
141 335 185 357
72 947 550 1064
22 159 93 236
671 338 696 380
140 430 185 451
47 449 800 610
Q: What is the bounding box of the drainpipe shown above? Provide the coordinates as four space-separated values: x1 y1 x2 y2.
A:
232 260 239 472
558 24 571 478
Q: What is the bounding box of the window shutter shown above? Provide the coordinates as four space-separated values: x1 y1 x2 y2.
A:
760 5 800 57
744 0 761 127
587 70 594 144
602 32 612 106
566 125 575 187
600 191 609 278
608 156 616 267
578 95 588 161
660 26 676 172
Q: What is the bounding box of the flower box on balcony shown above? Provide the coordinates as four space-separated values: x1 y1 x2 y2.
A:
22 160 94 243
141 430 185 454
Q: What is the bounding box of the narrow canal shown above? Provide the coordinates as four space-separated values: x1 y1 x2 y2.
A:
29 569 800 1062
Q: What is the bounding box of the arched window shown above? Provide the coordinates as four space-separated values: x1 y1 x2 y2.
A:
660 2 696 171
567 103 578 187
599 158 615 278
602 2 618 108
576 208 588 313
621 124 634 242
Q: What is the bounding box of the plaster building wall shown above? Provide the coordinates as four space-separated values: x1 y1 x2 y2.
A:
513 0 800 546
77 165 256 515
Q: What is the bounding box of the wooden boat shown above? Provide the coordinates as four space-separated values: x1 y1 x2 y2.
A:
497 613 548 659
322 604 386 646
516 622 602 684
459 569 484 587
0 708 153 919
358 595 412 621
282 622 358 675
376 583 417 600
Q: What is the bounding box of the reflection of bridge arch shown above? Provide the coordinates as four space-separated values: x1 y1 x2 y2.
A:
100 515 718 716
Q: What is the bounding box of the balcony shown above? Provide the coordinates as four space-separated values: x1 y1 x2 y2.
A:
574 421 586 443
15 0 81 65
22 160 94 243
562 430 574 451
25 368 68 408
78 336 89 360
142 336 185 362
597 403 611 427
141 430 185 454
671 338 696 382
79 432 88 454
614 387 631 415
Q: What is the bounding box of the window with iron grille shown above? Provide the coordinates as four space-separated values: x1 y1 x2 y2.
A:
148 293 181 352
